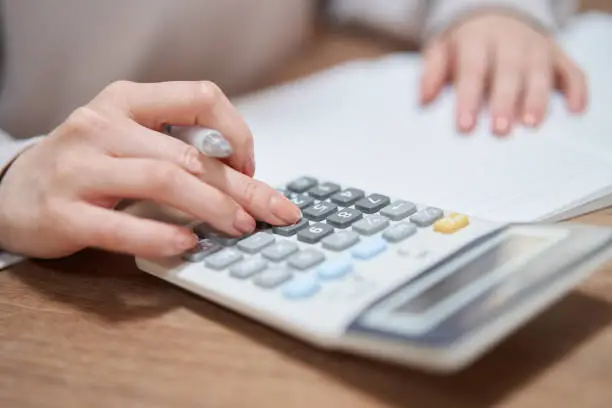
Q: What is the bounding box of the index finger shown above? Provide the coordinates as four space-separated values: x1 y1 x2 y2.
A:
90 80 255 176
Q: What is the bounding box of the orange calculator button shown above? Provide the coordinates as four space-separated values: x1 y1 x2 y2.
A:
433 213 469 234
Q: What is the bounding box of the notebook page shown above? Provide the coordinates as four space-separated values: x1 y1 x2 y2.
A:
235 13 612 223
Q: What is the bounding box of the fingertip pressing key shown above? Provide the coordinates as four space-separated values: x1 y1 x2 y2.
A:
269 194 302 225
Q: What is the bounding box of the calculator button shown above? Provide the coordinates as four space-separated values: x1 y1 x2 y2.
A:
308 182 341 199
181 238 222 262
352 215 390 236
289 194 315 209
380 200 417 221
282 276 321 299
326 208 363 229
331 188 365 205
433 213 470 234
205 248 243 270
193 224 241 246
253 268 293 289
302 202 338 221
317 258 353 280
237 232 275 254
230 258 268 279
352 238 387 260
297 223 334 244
273 218 309 237
383 222 417 243
322 230 360 251
262 241 299 262
410 207 444 227
287 177 317 193
288 249 326 270
355 194 391 213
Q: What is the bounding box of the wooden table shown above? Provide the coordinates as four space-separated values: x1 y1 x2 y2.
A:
2 6 612 408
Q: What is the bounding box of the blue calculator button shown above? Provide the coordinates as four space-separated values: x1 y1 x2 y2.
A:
317 258 353 280
282 276 320 300
352 238 387 260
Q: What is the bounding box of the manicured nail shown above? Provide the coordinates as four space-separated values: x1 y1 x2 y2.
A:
176 233 198 251
200 129 233 158
494 117 510 135
234 207 255 234
523 113 537 127
269 194 302 224
458 112 474 132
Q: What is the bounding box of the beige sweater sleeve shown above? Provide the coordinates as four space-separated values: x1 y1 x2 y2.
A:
329 0 578 42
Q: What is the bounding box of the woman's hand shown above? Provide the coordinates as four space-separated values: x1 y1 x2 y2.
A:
0 81 301 259
420 13 587 136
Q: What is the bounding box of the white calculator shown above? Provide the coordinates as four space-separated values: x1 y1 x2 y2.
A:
135 176 612 373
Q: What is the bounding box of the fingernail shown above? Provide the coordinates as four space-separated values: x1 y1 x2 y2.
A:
458 112 474 132
176 233 198 251
269 194 301 224
523 113 537 127
200 129 233 158
234 207 255 234
494 117 510 135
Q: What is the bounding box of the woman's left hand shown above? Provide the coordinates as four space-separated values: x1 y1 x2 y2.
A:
420 13 588 136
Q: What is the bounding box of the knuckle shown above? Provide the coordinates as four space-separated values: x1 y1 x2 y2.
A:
149 162 180 191
196 80 221 108
63 106 108 138
180 144 201 171
103 80 134 97
241 179 264 205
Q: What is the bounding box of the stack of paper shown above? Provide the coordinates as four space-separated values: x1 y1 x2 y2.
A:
235 12 612 223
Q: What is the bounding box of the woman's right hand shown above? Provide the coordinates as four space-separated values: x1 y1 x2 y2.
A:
0 81 301 259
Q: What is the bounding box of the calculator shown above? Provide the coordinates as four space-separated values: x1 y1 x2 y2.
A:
135 176 612 373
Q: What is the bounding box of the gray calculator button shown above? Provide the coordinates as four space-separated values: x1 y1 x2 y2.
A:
308 182 341 199
383 222 417 243
326 208 363 228
302 202 337 221
322 230 360 251
297 222 334 244
237 232 275 254
230 258 268 279
273 218 309 237
194 223 241 246
181 238 222 262
410 207 444 227
287 177 317 193
353 215 390 236
254 268 293 289
380 200 417 221
262 241 299 261
289 194 314 209
355 194 391 213
205 248 243 270
288 249 325 270
331 188 365 205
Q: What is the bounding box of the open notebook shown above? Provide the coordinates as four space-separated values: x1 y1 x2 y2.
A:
235 12 612 223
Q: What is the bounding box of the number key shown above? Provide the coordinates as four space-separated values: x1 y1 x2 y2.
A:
303 202 337 221
326 208 362 228
289 194 314 209
355 194 390 213
308 182 341 199
331 188 365 206
297 223 334 244
287 177 317 193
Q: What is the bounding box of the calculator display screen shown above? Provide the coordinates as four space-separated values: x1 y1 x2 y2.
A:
393 235 548 315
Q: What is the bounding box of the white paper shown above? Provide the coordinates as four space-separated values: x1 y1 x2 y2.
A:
235 12 612 223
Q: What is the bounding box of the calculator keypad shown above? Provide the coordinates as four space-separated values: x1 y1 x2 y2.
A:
183 176 472 302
